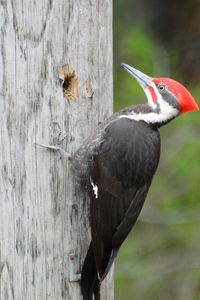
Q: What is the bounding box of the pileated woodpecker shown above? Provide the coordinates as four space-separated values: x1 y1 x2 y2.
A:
72 63 199 300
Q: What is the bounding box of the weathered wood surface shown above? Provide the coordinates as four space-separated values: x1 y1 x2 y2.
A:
0 0 113 299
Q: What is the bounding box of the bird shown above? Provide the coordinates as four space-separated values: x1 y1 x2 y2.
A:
71 63 199 300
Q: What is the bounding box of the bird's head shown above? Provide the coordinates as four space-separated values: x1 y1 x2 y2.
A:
121 63 199 125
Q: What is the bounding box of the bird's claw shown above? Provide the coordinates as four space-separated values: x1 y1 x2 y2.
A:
35 122 72 159
34 142 71 159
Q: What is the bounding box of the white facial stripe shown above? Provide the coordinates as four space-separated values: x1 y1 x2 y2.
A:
122 82 179 124
119 101 179 124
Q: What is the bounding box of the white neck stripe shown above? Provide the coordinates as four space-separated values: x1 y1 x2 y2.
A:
123 84 179 124
119 100 179 124
119 109 178 124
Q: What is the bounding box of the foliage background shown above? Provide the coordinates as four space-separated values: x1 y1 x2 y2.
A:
113 1 200 299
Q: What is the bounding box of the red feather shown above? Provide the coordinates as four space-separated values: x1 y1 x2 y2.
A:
153 78 199 113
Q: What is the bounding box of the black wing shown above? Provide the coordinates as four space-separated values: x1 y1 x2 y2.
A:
90 118 160 279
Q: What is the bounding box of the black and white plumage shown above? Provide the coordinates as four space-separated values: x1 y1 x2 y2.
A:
71 64 199 300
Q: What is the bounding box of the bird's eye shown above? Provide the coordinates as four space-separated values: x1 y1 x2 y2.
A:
158 84 166 91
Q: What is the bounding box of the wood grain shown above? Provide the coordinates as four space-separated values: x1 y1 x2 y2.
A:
0 0 113 299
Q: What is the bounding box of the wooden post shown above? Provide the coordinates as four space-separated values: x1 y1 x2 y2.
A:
0 0 113 299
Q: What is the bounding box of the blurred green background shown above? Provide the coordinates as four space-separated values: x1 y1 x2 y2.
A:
113 1 200 299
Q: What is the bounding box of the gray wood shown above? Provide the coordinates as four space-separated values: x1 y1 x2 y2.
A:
0 0 113 299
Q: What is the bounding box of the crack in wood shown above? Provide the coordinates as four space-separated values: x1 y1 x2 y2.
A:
11 0 53 44
0 262 15 299
85 77 94 98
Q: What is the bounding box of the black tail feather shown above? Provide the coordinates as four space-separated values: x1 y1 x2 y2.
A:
81 243 100 300
100 249 118 281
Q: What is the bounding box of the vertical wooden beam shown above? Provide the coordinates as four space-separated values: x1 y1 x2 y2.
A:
0 0 113 299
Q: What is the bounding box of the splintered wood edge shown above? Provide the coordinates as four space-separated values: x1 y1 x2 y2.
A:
58 64 78 101
85 77 94 98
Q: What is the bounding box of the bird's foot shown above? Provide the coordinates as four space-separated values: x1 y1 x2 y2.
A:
35 122 72 159
34 142 71 158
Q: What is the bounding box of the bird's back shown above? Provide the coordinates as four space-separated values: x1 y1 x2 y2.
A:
89 117 161 263
79 117 161 300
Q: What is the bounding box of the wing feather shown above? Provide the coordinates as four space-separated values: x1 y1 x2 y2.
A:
89 118 160 279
